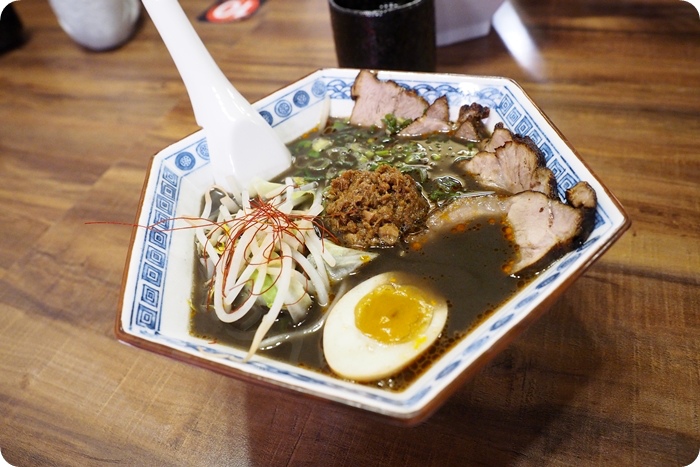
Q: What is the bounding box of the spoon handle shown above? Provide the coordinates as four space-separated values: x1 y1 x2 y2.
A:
141 0 290 190
141 0 254 128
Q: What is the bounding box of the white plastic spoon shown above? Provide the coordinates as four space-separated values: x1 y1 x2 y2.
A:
141 0 291 193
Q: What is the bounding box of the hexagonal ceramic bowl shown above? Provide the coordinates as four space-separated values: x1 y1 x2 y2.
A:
116 68 629 424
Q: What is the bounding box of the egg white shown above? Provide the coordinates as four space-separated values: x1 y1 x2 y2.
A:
322 271 448 382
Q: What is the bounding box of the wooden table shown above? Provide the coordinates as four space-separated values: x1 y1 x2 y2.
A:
1 0 698 465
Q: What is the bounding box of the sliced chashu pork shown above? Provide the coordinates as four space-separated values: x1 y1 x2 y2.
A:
482 122 515 152
349 70 428 127
452 102 490 142
565 180 598 241
408 190 591 274
458 140 558 198
398 95 451 137
566 180 597 210
399 99 491 140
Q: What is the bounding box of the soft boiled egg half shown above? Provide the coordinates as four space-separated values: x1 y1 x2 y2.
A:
322 271 448 382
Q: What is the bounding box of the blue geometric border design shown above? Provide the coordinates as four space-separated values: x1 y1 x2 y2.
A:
129 138 206 332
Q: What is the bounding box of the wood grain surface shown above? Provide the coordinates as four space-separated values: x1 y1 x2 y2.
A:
1 0 698 465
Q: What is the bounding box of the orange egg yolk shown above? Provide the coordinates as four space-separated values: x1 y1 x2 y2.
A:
354 283 434 344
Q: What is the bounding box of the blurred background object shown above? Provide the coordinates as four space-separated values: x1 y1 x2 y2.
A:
0 3 27 54
47 0 141 51
435 0 506 46
328 0 436 71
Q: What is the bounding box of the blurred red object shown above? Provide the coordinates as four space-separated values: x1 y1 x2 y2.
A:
198 0 264 23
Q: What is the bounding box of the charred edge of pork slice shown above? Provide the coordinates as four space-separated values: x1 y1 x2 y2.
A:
480 122 544 157
452 103 491 143
407 191 587 275
398 95 451 137
565 181 598 243
349 70 429 128
482 122 514 152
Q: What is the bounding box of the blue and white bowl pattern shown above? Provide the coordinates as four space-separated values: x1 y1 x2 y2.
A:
120 69 627 420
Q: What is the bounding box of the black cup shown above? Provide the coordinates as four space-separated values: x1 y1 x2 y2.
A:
0 5 27 54
328 0 436 72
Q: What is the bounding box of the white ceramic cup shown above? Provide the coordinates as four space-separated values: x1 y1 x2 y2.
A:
48 0 141 51
434 0 506 46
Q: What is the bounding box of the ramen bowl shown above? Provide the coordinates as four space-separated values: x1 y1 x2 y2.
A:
116 68 629 424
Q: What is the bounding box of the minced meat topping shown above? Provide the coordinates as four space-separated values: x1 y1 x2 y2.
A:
323 165 429 249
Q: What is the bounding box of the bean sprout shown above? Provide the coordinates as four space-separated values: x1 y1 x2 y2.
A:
192 177 377 361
